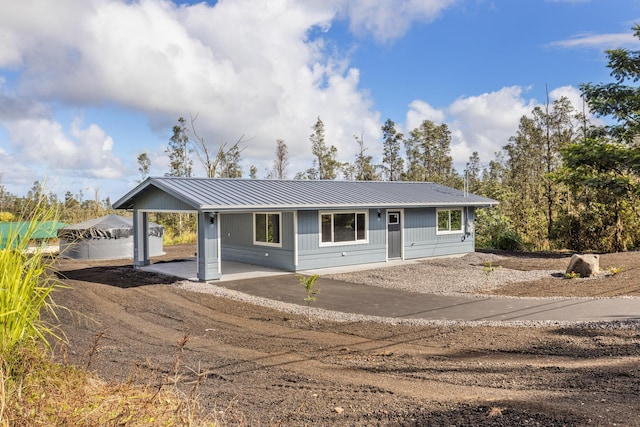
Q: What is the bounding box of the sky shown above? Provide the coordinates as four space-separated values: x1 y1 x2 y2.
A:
1 0 639 203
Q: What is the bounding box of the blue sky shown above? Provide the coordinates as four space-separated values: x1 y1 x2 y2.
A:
0 0 639 202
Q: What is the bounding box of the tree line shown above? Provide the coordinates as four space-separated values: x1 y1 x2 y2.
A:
1 25 639 253
0 178 111 225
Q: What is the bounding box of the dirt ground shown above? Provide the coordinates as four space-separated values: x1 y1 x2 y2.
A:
51 245 640 426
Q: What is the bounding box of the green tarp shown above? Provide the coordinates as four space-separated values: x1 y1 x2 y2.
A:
0 221 69 249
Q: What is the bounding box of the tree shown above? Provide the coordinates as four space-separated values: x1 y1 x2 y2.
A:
557 135 639 251
480 153 508 201
580 24 640 142
270 139 289 179
64 191 79 210
164 117 194 240
218 143 243 178
352 132 379 180
310 117 339 180
189 114 247 178
381 119 404 181
294 163 319 180
498 96 582 250
404 119 457 186
502 115 547 248
137 153 150 182
166 117 193 177
26 180 47 207
535 94 582 239
340 161 356 180
552 24 640 251
466 151 481 194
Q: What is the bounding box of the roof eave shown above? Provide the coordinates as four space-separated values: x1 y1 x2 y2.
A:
113 177 203 210
199 201 498 212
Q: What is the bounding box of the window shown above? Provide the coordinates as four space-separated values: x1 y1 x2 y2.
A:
437 209 463 233
254 212 281 246
320 211 367 245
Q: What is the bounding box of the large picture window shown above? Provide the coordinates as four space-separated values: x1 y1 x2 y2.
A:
254 212 281 247
320 211 367 245
437 209 463 234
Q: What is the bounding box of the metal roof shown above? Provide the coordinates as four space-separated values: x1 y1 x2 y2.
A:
113 177 498 212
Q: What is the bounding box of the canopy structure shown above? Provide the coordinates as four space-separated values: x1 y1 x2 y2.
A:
58 214 164 260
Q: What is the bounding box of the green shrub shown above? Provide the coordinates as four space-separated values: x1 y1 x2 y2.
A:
493 229 527 251
296 274 319 320
475 208 526 251
608 266 623 276
564 271 580 279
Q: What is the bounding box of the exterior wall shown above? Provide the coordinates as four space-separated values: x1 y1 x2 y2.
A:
133 186 195 211
295 209 386 271
216 206 477 275
403 207 475 259
220 212 296 271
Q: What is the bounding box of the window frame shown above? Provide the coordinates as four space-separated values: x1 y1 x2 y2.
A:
253 212 282 247
318 210 369 246
388 212 400 225
436 208 464 234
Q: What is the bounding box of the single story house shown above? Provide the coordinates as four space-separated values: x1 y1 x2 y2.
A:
113 177 497 281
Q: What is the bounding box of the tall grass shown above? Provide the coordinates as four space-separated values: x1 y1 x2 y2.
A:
0 199 223 426
0 201 63 357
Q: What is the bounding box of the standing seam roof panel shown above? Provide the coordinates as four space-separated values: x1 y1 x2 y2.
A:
112 177 498 210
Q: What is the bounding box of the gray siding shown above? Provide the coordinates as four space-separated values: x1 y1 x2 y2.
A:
403 207 475 259
134 186 195 211
220 212 295 270
296 209 386 270
214 207 477 275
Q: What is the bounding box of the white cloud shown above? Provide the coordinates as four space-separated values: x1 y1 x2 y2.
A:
4 114 124 179
547 32 640 50
0 147 34 188
405 100 446 132
334 0 459 43
0 0 390 186
437 86 537 170
549 85 584 112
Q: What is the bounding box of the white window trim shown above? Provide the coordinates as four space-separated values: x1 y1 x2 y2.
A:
436 208 464 234
388 212 400 224
319 210 369 247
253 212 283 248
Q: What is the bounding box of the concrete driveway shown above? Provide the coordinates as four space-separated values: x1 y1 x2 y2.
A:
215 274 640 323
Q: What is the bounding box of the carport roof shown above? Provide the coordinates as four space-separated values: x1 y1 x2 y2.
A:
113 177 498 212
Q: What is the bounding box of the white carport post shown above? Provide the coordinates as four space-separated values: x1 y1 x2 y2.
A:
197 211 221 281
133 210 150 266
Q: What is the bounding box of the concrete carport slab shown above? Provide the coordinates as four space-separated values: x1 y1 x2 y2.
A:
141 258 289 282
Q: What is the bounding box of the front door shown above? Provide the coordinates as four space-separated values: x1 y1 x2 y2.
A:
387 211 401 259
